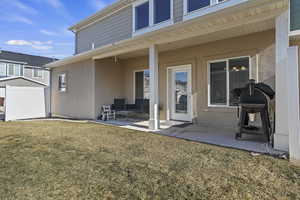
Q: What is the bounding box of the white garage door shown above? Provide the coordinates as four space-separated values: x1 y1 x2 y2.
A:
5 86 46 121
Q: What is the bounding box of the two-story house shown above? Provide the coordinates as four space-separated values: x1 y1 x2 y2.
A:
47 0 300 158
0 50 54 86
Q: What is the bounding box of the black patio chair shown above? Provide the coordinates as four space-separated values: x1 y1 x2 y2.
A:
112 98 126 111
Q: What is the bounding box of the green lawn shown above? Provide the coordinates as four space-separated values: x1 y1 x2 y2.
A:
0 121 299 200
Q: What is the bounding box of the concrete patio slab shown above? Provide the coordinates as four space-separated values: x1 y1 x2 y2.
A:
95 119 285 155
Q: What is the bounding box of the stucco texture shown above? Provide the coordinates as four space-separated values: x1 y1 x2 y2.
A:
51 30 276 129
51 59 95 119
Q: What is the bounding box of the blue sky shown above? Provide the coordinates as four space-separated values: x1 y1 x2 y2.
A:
0 0 117 59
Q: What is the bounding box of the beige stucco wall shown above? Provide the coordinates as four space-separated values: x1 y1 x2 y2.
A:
51 59 95 119
121 30 275 129
94 58 125 118
51 30 276 128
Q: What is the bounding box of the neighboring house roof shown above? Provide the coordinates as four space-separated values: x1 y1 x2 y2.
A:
0 50 57 67
0 76 47 87
69 0 133 32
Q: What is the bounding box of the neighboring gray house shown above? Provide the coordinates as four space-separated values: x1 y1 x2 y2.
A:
0 50 56 86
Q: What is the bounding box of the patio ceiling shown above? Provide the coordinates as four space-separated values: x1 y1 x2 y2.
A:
47 0 287 68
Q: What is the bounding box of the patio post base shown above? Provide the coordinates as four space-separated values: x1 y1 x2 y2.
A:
149 119 160 130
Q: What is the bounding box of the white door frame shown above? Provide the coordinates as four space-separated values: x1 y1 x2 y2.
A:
167 64 192 122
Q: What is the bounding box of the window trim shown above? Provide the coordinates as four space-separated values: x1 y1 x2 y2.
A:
132 0 174 37
207 56 251 108
58 73 67 93
183 0 245 22
133 69 150 102
32 68 44 79
6 63 24 77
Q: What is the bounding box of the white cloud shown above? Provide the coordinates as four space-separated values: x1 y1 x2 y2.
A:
45 0 63 8
5 40 53 51
90 0 108 10
2 0 38 15
6 40 32 46
31 45 53 50
40 29 59 36
12 0 38 15
0 14 34 25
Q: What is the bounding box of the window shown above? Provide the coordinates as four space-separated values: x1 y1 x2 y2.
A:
7 64 23 77
8 64 14 76
135 2 149 30
154 0 171 24
184 0 228 17
188 0 210 12
0 63 6 77
14 65 21 76
209 57 250 106
33 68 43 78
135 70 150 99
58 73 67 92
133 0 173 34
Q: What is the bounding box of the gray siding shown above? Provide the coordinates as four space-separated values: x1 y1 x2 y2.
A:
76 6 132 54
290 0 300 31
173 0 183 23
24 66 50 86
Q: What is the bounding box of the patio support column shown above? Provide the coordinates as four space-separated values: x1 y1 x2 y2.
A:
287 46 300 164
274 11 289 151
149 44 160 130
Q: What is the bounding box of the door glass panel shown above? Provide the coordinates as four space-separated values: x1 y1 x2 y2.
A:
175 71 188 114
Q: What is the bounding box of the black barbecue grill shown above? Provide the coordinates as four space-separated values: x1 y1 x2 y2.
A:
232 79 275 143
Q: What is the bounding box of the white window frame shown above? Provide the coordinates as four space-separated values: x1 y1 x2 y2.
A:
132 0 174 37
183 0 246 21
207 56 251 108
58 73 67 93
32 68 44 79
6 63 23 77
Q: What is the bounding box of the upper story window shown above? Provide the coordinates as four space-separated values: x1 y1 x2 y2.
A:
154 0 171 24
135 2 150 30
7 63 23 77
33 68 44 78
133 0 173 36
184 0 228 20
188 0 210 12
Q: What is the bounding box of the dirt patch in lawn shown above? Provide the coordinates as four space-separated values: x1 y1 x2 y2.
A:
0 121 299 200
